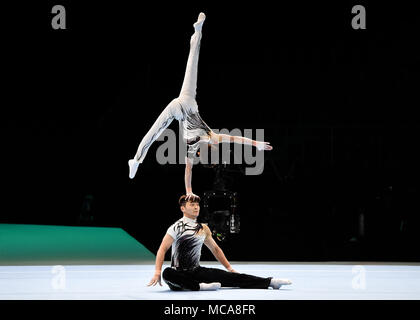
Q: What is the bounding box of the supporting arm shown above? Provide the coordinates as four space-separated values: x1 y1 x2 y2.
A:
147 233 174 286
203 225 237 273
185 156 199 201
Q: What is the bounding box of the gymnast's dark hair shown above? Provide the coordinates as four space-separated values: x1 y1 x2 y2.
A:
178 195 201 207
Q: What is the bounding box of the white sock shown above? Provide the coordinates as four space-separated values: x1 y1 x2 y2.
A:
199 282 221 291
269 278 292 289
193 12 206 32
128 159 140 179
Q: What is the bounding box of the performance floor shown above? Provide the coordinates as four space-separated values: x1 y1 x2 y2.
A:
1 262 420 300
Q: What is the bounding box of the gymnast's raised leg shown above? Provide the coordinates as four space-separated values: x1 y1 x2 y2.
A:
128 13 206 179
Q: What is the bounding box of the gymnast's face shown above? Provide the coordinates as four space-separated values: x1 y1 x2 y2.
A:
181 201 200 219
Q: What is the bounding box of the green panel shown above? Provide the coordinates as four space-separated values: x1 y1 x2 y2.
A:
0 224 155 265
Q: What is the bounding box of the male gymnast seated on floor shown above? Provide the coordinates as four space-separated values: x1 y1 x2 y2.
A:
148 195 292 291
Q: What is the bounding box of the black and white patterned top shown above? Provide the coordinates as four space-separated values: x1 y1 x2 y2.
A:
166 216 208 271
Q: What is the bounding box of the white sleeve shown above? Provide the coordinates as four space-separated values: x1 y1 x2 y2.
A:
166 224 177 240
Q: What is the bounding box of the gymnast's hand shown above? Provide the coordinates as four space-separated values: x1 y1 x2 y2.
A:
148 273 162 287
185 192 200 201
255 141 273 151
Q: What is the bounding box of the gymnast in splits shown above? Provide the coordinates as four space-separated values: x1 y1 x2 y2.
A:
128 13 272 200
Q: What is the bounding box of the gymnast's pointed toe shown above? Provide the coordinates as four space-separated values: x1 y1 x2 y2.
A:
198 12 206 21
194 12 206 31
128 159 140 179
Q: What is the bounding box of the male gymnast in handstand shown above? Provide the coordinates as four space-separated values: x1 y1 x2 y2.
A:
129 13 272 200
148 195 292 291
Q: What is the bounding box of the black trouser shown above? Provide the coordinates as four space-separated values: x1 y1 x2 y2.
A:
162 266 272 291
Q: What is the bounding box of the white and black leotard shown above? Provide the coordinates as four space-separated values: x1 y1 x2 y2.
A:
166 216 207 271
130 13 210 166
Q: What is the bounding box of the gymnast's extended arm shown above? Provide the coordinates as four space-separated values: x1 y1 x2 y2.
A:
210 132 273 151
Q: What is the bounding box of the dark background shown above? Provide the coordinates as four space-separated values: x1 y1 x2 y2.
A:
2 1 419 261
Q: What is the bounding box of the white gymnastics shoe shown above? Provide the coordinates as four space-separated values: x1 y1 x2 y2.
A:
194 12 206 31
199 282 221 291
269 278 292 290
128 159 140 179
